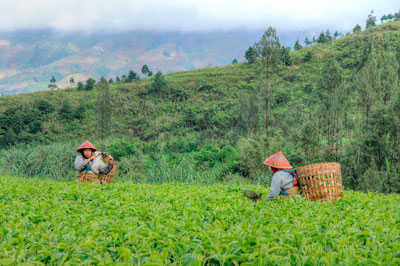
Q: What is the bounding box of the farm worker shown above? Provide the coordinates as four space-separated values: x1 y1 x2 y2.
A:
74 140 114 175
264 151 300 200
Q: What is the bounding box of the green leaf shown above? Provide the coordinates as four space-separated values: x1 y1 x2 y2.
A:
0 259 14 266
182 255 196 266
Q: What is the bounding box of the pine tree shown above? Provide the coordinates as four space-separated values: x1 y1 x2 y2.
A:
141 64 153 77
237 91 260 136
127 70 139 82
333 31 340 39
317 32 327 43
325 30 332 41
294 40 303 50
244 47 256 64
48 76 57 90
85 78 96 90
379 49 399 105
353 48 400 191
97 77 111 140
317 56 345 156
356 46 379 125
254 27 282 133
353 24 362 33
366 10 376 29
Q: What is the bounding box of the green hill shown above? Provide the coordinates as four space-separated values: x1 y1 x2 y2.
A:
1 21 400 193
0 30 264 95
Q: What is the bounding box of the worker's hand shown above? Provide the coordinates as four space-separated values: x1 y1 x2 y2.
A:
84 155 96 166
108 155 114 162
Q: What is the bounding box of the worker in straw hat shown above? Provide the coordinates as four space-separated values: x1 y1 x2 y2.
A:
263 151 300 200
74 140 114 180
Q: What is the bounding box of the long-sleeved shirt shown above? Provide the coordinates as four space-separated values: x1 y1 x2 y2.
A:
267 170 294 200
74 153 106 175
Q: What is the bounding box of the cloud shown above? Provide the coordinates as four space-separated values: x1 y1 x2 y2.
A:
0 0 398 32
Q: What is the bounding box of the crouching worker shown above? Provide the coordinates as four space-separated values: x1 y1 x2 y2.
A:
75 140 115 184
264 151 300 201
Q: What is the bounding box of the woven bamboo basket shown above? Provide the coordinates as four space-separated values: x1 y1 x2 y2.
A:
77 161 118 184
77 172 101 184
99 161 118 184
296 162 343 203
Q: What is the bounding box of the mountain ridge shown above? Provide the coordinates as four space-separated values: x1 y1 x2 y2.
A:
0 29 310 95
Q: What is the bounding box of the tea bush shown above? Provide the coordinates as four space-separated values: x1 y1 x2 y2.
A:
0 176 399 265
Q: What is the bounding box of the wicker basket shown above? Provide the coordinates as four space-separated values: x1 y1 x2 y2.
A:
99 162 118 184
77 161 118 184
77 172 101 184
296 162 343 203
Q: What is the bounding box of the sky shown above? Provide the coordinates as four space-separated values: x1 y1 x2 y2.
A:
0 0 398 33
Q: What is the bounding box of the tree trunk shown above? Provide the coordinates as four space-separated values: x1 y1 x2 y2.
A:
265 97 269 133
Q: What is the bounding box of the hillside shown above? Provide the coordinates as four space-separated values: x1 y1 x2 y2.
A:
1 21 400 192
0 29 309 95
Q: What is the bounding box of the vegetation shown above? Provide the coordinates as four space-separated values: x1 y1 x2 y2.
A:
1 11 399 266
0 176 399 265
85 78 96 91
97 77 111 140
366 10 377 29
141 64 153 77
1 20 400 193
244 47 256 63
48 76 57 90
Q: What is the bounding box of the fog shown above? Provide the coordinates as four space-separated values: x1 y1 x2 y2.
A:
0 0 398 33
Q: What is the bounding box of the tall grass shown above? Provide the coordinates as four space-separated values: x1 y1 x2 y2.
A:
0 141 272 186
0 142 80 181
144 154 233 184
115 153 251 185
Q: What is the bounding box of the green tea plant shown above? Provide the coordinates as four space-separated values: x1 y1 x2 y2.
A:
0 176 399 265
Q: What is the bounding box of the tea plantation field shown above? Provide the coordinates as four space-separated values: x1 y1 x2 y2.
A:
0 176 399 265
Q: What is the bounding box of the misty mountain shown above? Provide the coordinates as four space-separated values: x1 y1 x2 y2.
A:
0 29 309 95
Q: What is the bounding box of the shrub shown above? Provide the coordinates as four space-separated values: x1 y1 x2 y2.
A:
35 99 55 115
150 71 168 95
304 51 312 62
59 101 74 121
109 140 137 160
164 137 199 153
85 78 96 91
194 145 239 172
236 135 270 180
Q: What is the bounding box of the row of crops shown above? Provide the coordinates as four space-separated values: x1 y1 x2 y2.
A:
0 176 399 265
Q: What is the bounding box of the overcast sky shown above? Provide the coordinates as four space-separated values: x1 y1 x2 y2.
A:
0 0 398 33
